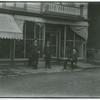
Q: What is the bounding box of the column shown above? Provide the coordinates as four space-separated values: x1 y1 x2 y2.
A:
73 32 75 48
34 23 36 39
64 25 67 58
59 32 61 58
84 41 87 60
43 24 45 52
24 22 26 58
10 40 14 65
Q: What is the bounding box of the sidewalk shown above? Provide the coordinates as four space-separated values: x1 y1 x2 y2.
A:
77 62 100 69
0 61 100 77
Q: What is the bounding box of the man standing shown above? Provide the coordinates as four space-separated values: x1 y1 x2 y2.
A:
71 48 78 69
44 41 52 69
29 39 40 69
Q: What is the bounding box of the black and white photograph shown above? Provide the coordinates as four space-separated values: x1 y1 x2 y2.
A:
0 1 99 98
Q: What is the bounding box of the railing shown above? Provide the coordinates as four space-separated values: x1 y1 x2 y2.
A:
0 3 85 18
0 3 41 14
41 3 83 16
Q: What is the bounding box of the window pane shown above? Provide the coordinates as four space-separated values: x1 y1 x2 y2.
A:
0 3 3 7
25 21 34 39
75 41 82 56
27 3 40 11
52 46 56 57
60 32 64 57
75 34 83 57
66 41 73 58
0 39 10 58
35 23 44 57
16 3 24 8
66 27 74 40
6 3 15 7
26 40 32 58
15 40 24 58
50 33 57 57
60 40 64 57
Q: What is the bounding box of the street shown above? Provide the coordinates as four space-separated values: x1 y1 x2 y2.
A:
0 68 100 97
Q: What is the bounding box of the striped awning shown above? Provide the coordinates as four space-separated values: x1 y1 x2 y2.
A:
0 14 23 40
71 22 88 40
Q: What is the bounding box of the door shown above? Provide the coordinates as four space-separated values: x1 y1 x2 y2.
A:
45 31 59 58
35 23 44 58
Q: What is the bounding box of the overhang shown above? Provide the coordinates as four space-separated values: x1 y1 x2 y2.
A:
0 14 23 40
71 22 88 40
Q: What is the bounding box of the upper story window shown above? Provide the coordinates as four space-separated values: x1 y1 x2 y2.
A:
6 3 15 7
59 2 76 7
15 3 25 8
3 2 25 9
26 3 41 11
0 3 3 7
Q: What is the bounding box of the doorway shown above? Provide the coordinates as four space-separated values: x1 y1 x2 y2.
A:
45 31 59 58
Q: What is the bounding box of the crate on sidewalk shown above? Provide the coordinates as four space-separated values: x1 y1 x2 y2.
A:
38 60 45 69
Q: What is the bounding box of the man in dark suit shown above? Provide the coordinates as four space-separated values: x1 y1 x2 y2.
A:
71 48 78 69
29 39 40 69
44 41 52 69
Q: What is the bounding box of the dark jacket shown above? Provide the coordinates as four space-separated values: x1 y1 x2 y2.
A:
29 45 40 59
44 46 52 60
71 50 78 62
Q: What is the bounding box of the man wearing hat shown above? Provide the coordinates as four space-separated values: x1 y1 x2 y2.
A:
29 39 40 69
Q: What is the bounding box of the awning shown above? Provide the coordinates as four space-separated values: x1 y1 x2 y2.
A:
14 15 88 26
71 22 88 40
0 14 23 40
73 22 89 27
14 15 88 40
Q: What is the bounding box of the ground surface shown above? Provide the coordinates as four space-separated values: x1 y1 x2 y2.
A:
0 67 100 97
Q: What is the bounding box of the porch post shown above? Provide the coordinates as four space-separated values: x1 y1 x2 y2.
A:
10 39 14 65
43 23 45 52
24 22 26 58
64 25 66 58
85 41 87 60
73 32 75 48
34 23 36 39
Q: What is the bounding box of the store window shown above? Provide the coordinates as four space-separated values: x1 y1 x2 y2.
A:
65 27 74 58
25 21 34 58
35 23 44 57
50 33 57 57
15 21 44 58
75 34 83 57
25 21 34 39
15 21 34 58
15 3 25 8
0 39 10 58
6 3 15 7
60 31 64 58
65 26 84 58
15 40 24 58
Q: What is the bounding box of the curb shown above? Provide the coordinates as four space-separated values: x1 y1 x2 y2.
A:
0 66 100 77
0 68 84 77
81 66 100 70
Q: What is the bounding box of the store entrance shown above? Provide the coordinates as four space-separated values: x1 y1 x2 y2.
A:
45 24 64 59
45 31 59 58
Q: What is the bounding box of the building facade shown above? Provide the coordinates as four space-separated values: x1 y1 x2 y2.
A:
0 2 88 65
88 3 100 62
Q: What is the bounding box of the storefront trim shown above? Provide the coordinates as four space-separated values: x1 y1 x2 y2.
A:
14 15 88 26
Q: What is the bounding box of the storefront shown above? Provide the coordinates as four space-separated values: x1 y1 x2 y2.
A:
0 14 88 65
0 14 22 65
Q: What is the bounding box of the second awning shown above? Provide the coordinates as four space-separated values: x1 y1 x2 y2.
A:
0 14 23 40
70 22 88 40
